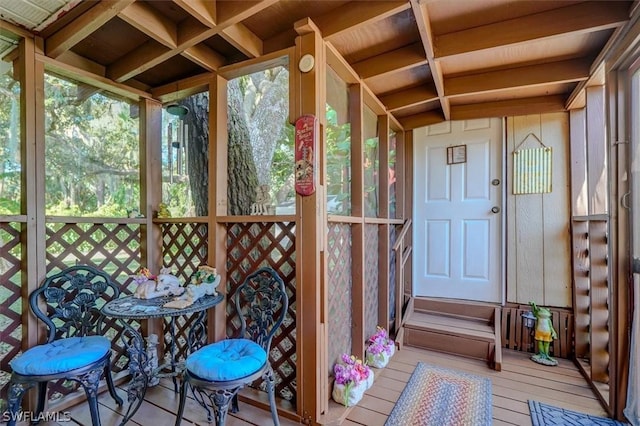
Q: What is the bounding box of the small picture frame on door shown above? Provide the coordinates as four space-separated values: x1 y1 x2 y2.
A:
447 145 466 164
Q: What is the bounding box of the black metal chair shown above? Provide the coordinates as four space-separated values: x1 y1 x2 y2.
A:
175 267 288 426
6 265 123 426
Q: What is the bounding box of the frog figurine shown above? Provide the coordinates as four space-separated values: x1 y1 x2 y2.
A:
530 301 559 366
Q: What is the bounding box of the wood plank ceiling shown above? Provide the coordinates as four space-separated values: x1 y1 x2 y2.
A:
0 0 635 129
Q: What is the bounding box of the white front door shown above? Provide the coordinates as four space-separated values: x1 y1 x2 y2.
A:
413 118 503 303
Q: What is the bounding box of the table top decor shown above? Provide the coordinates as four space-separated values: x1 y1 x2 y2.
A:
130 267 185 299
102 293 224 319
163 266 220 309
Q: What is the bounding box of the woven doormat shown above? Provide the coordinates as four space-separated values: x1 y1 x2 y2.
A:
385 362 492 426
529 400 627 425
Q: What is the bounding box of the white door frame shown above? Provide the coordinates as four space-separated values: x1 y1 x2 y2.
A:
412 118 506 304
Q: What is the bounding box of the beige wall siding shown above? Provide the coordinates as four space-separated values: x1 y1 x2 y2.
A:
506 113 572 308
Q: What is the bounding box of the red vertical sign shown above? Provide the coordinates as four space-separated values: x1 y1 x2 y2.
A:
295 114 317 196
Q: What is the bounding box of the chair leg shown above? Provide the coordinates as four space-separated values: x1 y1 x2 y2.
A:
104 359 123 406
174 378 188 426
6 380 32 426
230 394 239 413
35 381 48 417
30 382 48 425
264 367 280 426
212 392 234 426
78 368 102 426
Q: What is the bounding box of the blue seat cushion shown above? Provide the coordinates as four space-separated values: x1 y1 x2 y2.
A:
186 339 267 382
10 336 111 376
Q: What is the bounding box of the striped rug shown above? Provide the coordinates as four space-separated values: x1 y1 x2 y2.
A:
385 362 492 426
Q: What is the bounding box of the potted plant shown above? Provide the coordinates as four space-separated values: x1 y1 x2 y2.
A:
365 327 395 368
332 354 373 407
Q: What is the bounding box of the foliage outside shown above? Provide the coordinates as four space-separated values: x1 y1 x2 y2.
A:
0 61 20 215
44 74 140 217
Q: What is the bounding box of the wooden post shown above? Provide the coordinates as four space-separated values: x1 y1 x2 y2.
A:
22 35 42 412
294 18 327 424
210 74 228 343
378 115 390 329
351 84 365 359
402 130 413 314
607 68 629 421
140 98 164 344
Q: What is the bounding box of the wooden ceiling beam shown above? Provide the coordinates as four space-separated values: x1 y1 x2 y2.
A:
46 0 136 58
151 72 211 103
118 1 177 48
435 1 630 58
450 95 566 120
314 1 410 39
107 0 276 82
410 0 450 120
445 58 591 97
57 51 106 77
220 23 263 58
380 86 438 112
107 40 170 82
172 0 216 27
216 0 280 24
352 42 427 80
182 44 225 71
38 52 151 101
398 110 444 130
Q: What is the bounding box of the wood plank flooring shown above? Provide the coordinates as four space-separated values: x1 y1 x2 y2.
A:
346 347 609 426
53 348 607 426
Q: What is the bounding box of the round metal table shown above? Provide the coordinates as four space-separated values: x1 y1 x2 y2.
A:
102 293 224 425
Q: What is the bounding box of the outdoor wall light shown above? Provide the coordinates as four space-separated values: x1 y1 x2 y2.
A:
166 103 189 117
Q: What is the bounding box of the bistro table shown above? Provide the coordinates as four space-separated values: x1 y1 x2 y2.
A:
102 293 224 425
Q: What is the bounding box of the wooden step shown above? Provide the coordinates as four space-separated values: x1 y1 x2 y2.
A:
402 298 502 371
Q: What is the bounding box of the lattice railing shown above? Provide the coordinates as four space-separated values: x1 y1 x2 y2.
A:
161 222 209 360
0 222 22 407
327 223 352 371
45 221 142 401
365 224 379 339
227 222 297 404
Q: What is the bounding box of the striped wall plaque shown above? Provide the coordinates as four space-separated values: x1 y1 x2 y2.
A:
513 146 552 194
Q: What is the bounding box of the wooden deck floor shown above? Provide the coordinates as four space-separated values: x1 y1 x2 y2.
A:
56 348 607 426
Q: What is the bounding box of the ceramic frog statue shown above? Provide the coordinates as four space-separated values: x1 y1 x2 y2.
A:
530 301 559 366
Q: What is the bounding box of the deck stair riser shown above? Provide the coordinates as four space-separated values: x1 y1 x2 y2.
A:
403 298 502 371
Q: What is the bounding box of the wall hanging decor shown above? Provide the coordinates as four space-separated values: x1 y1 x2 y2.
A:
513 132 552 194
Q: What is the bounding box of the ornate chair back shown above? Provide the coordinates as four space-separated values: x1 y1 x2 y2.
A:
174 267 288 426
31 265 120 343
6 265 123 426
234 267 288 353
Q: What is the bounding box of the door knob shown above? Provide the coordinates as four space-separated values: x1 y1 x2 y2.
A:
491 206 500 214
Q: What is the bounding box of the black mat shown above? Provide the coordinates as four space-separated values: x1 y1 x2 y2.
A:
529 400 627 425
